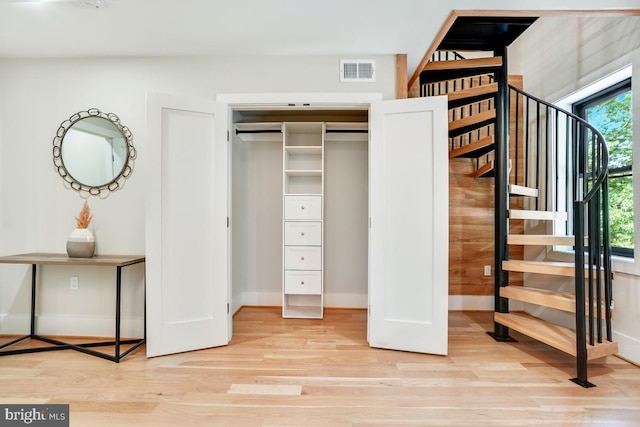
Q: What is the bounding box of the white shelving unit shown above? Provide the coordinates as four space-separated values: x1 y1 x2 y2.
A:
282 122 324 318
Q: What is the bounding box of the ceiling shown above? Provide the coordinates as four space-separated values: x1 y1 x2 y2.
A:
0 0 638 76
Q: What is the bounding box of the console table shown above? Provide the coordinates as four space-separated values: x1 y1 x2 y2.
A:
0 253 145 362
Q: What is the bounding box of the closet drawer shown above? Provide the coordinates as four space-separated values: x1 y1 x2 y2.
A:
284 221 322 246
284 246 321 270
284 195 322 220
284 270 322 295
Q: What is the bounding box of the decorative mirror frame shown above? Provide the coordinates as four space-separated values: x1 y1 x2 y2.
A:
52 108 136 197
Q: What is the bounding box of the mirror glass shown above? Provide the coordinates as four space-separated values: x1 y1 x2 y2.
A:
53 109 136 197
62 117 128 187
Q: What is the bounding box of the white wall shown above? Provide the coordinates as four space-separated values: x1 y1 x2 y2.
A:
509 16 640 364
0 55 395 337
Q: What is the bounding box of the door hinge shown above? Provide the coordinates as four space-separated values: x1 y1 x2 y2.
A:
227 303 230 314
227 130 230 141
227 217 230 228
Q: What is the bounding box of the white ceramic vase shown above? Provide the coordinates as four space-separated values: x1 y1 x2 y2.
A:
66 228 95 258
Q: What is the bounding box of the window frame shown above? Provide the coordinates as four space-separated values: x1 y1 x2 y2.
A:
573 77 633 258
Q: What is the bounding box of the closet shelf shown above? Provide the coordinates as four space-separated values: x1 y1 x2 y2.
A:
285 146 322 154
284 192 323 197
285 170 322 177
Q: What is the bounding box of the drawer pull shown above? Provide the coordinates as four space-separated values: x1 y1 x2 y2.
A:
300 281 305 285
301 232 305 236
301 256 305 261
301 205 305 210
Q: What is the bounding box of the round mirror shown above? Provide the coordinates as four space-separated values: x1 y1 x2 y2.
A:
53 109 136 197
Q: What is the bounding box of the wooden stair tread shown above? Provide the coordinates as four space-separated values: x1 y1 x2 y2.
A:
471 160 494 178
500 286 612 316
507 234 574 245
449 135 494 159
509 209 567 221
424 56 503 72
500 286 576 312
495 312 618 360
502 259 608 278
503 259 575 276
448 83 498 108
449 109 496 136
508 184 538 197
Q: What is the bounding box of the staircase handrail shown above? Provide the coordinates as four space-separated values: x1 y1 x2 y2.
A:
423 48 613 387
509 83 612 388
508 84 609 203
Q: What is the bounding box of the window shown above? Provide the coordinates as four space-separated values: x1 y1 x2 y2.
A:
574 78 633 257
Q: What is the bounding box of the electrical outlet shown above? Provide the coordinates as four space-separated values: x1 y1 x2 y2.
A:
483 265 491 276
70 276 79 291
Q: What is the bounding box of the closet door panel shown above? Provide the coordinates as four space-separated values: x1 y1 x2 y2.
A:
146 94 229 357
369 96 449 355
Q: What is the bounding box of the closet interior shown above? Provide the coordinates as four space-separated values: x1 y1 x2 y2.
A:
231 109 369 318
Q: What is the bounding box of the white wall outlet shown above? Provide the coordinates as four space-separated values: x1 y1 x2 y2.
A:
483 265 491 276
70 276 79 290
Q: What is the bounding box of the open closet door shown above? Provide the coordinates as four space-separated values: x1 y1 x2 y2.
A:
146 94 229 357
369 96 449 355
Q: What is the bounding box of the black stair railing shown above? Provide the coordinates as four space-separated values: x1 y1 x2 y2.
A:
421 51 613 386
509 85 613 387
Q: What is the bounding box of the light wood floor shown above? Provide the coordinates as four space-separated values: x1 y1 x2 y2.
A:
1 307 639 426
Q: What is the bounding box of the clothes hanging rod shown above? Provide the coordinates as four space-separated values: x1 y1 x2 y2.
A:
236 129 367 134
235 129 283 134
325 129 368 133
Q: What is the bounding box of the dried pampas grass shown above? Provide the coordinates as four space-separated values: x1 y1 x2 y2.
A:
75 201 93 229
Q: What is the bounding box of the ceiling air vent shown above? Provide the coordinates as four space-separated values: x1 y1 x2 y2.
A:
340 60 376 82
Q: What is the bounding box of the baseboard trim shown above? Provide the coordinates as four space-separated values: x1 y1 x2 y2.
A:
236 294 502 312
613 330 640 366
0 314 144 338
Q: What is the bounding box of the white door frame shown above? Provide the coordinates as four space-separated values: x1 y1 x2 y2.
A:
219 93 450 357
218 92 382 338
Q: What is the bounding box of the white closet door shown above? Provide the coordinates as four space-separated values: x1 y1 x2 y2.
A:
146 94 229 357
369 96 449 355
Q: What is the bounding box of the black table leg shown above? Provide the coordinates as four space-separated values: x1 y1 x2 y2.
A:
115 265 122 363
30 263 37 337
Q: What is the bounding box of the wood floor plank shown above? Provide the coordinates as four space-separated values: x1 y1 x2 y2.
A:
0 307 638 426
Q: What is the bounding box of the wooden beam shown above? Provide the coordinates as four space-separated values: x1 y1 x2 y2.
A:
395 54 408 99
452 9 640 18
408 11 457 92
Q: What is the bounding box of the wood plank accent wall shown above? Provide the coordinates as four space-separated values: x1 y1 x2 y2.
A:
449 75 524 295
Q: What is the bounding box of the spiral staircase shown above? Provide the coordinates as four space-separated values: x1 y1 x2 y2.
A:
418 16 618 387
